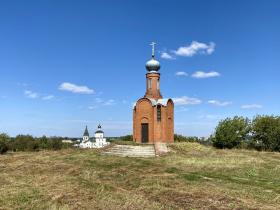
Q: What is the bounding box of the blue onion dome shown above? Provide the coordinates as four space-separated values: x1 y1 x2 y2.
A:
146 42 160 72
146 57 160 72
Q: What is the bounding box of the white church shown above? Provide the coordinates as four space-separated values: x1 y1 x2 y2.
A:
79 124 110 148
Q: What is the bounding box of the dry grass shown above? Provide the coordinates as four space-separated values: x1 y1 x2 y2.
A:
0 143 279 210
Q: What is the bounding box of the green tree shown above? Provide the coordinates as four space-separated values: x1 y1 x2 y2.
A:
47 137 63 150
251 115 280 152
119 135 133 141
38 135 48 149
11 135 39 151
212 116 250 149
0 133 9 154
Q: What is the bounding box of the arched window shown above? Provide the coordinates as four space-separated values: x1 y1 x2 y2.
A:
157 105 161 121
157 79 160 90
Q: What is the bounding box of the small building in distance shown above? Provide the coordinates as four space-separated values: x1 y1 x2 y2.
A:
94 124 108 148
79 125 110 148
62 139 75 144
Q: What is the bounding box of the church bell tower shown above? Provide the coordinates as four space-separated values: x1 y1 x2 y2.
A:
144 42 162 100
133 43 174 144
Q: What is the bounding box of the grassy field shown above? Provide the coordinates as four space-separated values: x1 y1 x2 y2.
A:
0 143 279 210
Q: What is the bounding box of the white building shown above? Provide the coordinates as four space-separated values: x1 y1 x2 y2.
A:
79 125 110 149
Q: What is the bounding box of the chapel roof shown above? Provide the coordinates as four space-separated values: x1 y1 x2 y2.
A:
147 98 170 106
83 126 89 137
133 98 171 108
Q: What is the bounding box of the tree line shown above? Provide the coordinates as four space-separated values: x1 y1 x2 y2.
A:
211 115 280 152
173 115 280 152
1 115 279 154
0 134 74 154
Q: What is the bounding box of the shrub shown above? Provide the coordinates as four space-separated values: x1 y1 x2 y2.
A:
212 116 250 149
0 134 67 152
47 137 63 150
38 135 49 149
0 133 9 154
10 135 39 152
62 142 74 149
174 134 199 142
251 115 280 152
119 135 133 141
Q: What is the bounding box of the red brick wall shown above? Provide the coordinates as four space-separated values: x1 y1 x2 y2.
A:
144 73 162 100
133 98 174 144
167 100 174 143
134 98 154 143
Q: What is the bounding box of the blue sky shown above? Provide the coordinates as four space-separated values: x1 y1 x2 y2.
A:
0 0 279 137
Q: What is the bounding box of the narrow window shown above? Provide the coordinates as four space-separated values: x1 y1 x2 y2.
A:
148 79 152 89
157 105 161 121
157 79 160 90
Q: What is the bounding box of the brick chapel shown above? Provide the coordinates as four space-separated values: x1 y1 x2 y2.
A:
133 43 174 144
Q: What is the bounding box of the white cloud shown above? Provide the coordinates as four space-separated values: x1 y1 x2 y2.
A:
241 104 262 109
161 52 175 60
192 71 220 79
24 90 38 99
172 96 202 106
173 41 215 57
208 100 232 107
24 90 54 100
88 105 98 110
59 82 94 94
197 114 223 120
90 98 116 107
42 95 54 100
175 71 188 77
104 99 115 106
176 107 189 112
95 98 103 103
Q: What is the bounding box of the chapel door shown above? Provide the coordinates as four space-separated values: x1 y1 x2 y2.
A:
141 123 149 143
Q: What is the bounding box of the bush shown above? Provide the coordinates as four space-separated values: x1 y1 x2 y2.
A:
0 133 9 154
47 137 63 150
10 135 39 152
212 116 250 149
0 134 66 152
174 134 199 142
251 115 280 152
38 135 48 149
119 135 133 141
62 142 74 149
